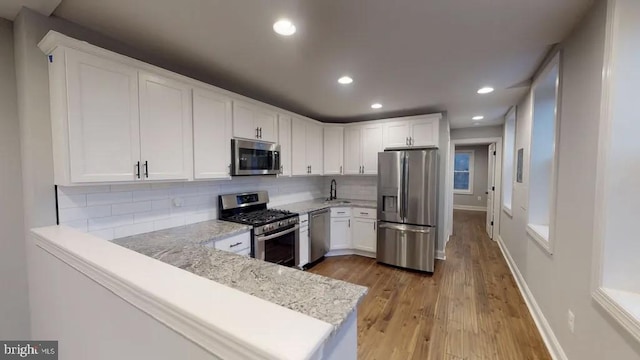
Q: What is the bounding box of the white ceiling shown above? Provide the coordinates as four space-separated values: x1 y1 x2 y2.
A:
0 0 60 20
51 0 592 128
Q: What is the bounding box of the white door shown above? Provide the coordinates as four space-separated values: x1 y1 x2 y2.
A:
232 101 258 140
323 127 344 175
291 117 308 175
192 88 233 179
352 218 376 253
65 49 141 183
343 127 362 175
410 118 439 147
306 122 323 175
486 143 496 238
383 121 410 148
361 124 383 175
254 108 277 142
278 115 292 176
138 72 193 181
330 217 351 250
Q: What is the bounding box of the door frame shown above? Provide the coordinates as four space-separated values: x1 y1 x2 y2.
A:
447 137 503 245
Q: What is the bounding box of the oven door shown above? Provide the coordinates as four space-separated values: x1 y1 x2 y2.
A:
232 139 281 176
254 225 299 267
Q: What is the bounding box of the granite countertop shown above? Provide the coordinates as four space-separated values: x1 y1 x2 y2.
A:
113 219 368 333
273 198 377 215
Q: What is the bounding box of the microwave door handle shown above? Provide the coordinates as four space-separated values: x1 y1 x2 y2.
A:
256 225 300 242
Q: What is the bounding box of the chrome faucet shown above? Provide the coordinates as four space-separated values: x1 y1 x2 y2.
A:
329 179 337 200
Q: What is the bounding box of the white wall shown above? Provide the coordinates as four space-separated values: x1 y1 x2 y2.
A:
498 1 640 359
453 145 489 209
451 125 503 140
0 17 30 339
59 176 324 240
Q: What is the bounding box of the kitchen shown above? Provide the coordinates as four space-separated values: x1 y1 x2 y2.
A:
4 1 634 360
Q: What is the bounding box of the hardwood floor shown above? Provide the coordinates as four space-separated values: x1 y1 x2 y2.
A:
309 210 550 360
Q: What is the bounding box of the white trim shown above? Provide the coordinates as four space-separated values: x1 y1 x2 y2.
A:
502 106 517 211
453 149 474 194
593 288 640 344
30 226 332 360
502 206 513 218
435 250 446 260
526 224 553 255
496 235 567 360
453 205 487 212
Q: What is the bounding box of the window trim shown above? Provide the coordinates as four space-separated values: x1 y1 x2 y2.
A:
526 51 562 256
502 106 517 215
453 150 474 195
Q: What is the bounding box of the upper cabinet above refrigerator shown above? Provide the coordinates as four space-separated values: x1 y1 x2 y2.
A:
382 115 440 149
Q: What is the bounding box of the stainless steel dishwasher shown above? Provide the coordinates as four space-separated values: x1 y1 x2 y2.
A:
309 208 330 263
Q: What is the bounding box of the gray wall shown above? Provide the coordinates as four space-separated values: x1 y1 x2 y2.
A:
453 145 488 209
0 18 30 339
499 1 640 359
450 125 503 140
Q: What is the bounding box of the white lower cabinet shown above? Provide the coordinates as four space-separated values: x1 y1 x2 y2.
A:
299 214 310 267
352 217 377 253
330 217 351 250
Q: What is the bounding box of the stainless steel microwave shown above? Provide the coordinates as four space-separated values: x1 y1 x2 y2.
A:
231 139 281 176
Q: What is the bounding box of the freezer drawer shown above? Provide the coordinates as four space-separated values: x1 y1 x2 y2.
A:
376 222 436 272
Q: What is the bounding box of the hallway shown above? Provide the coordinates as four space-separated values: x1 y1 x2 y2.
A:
309 210 550 359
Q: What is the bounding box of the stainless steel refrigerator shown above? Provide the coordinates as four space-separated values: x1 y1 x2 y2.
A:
377 149 438 272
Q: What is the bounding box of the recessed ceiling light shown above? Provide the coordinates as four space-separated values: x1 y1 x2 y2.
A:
338 76 353 85
472 115 484 120
477 87 494 94
273 19 296 36
371 103 382 109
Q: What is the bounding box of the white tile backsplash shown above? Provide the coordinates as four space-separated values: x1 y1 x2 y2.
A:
57 176 325 240
324 176 377 201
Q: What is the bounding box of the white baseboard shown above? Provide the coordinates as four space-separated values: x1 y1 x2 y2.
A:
496 235 567 360
453 205 487 212
435 250 446 260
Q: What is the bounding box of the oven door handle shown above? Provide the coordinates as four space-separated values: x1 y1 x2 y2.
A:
256 225 300 242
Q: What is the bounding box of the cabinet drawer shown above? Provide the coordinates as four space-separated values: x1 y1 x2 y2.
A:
353 207 376 219
331 207 352 218
214 232 251 252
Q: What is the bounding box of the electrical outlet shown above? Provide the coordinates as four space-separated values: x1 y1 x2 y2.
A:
172 197 184 208
477 196 482 201
568 310 575 333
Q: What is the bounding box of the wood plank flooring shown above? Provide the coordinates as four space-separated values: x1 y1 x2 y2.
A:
309 210 550 360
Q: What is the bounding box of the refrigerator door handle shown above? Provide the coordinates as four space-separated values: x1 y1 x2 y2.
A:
378 222 432 234
401 152 409 223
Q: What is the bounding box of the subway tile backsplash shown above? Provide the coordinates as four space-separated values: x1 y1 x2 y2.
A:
58 175 376 241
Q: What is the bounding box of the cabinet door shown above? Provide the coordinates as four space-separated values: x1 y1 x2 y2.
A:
254 108 277 143
330 217 351 250
139 72 193 181
383 121 410 149
193 88 233 179
352 218 376 253
291 117 308 175
410 118 439 147
306 122 323 175
361 124 383 175
343 127 362 175
278 115 292 176
323 127 344 175
65 49 140 183
299 227 310 267
232 101 258 140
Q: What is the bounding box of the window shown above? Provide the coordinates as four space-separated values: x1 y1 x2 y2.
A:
454 150 474 194
502 107 516 214
526 52 560 252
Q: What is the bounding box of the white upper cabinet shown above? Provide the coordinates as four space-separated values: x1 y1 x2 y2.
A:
138 72 193 181
382 116 440 149
383 121 411 148
277 114 292 176
232 100 277 142
291 117 323 176
193 87 233 179
344 124 382 175
62 49 141 184
344 127 362 175
323 126 344 175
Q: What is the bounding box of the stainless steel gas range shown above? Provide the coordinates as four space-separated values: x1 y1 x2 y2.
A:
218 191 299 267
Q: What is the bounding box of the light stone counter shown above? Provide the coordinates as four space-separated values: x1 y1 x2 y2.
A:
273 198 377 215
